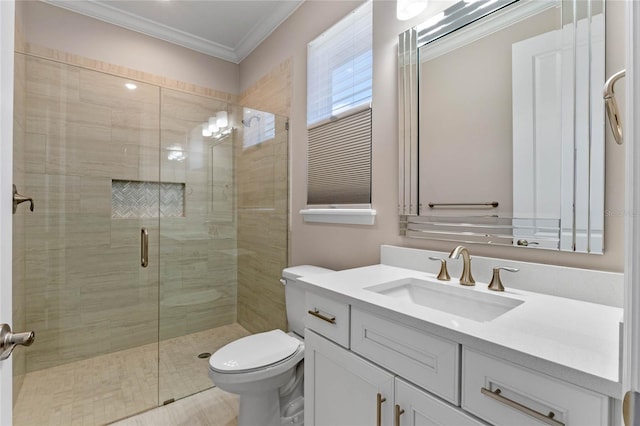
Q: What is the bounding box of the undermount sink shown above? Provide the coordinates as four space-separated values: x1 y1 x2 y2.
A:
365 277 524 322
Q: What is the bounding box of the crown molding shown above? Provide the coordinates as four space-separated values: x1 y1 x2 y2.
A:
46 0 281 63
234 1 302 62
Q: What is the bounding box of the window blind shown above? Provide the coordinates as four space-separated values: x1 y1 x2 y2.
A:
307 108 372 205
307 1 372 127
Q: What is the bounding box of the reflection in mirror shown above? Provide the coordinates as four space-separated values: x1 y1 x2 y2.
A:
398 0 605 253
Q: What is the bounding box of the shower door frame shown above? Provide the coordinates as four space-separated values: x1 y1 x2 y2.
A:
0 0 15 421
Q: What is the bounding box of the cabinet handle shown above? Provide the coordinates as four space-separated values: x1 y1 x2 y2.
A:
394 404 405 426
481 387 564 426
376 393 386 426
307 308 336 324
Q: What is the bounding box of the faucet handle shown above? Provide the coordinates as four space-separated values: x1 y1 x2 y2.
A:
488 266 519 292
428 257 451 281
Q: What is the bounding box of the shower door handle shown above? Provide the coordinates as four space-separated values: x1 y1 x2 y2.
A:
141 228 149 268
0 324 35 361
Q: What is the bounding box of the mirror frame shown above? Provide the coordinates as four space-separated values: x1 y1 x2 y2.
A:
398 0 605 253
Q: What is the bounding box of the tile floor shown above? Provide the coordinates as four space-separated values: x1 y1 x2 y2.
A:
13 323 249 426
110 387 238 426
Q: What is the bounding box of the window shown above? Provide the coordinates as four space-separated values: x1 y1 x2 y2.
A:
307 1 373 126
242 107 275 149
303 1 375 224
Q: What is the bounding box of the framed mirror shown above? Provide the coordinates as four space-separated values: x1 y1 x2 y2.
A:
398 0 605 253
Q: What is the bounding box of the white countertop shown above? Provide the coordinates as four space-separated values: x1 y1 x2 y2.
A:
299 263 623 398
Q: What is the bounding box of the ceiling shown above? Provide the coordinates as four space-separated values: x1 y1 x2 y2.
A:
46 0 304 64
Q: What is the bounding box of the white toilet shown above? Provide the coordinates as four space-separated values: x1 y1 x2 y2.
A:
208 265 333 426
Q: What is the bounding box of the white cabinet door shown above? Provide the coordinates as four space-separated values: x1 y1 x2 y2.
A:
396 378 485 426
304 330 394 426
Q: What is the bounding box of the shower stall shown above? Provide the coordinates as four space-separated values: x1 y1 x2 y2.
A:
11 52 288 425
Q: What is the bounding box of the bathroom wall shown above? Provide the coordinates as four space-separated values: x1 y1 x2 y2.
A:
239 0 627 274
20 1 239 96
236 60 292 333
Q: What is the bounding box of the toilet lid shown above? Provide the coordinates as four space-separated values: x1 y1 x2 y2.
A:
209 329 301 372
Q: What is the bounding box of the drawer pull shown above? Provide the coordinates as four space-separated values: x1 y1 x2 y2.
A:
481 387 564 426
394 404 405 426
307 308 336 324
376 393 386 426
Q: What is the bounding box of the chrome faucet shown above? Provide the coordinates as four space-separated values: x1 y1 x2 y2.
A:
448 245 475 286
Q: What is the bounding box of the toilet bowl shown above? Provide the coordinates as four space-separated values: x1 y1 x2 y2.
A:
208 266 333 426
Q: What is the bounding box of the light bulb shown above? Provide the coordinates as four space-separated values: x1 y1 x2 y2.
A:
202 123 213 137
216 111 228 128
397 0 428 20
208 117 219 133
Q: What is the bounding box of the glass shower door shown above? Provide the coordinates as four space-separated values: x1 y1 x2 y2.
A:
12 54 161 425
158 90 247 404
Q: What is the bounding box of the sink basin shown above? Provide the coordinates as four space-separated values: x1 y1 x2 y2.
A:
365 277 523 322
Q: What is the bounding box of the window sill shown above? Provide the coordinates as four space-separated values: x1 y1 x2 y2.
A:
299 208 376 225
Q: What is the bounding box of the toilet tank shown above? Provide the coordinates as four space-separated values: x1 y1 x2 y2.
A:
282 265 334 337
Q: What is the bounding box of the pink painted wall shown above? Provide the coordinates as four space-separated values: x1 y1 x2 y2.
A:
21 1 240 95
239 0 626 273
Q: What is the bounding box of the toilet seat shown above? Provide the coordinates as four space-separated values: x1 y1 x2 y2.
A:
209 329 301 374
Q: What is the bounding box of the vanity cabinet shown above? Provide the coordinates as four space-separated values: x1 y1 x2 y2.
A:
304 329 483 426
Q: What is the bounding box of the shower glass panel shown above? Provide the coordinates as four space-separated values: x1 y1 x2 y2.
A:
158 90 247 404
12 54 161 425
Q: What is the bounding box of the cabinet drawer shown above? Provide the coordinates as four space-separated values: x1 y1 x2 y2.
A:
351 308 460 404
462 348 609 425
305 292 350 348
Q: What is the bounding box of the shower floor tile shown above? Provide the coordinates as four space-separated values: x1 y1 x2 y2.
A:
14 323 249 426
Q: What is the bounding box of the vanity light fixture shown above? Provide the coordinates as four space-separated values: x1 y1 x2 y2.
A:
397 0 428 20
201 111 231 139
124 83 137 90
202 123 213 137
216 111 228 128
208 116 219 134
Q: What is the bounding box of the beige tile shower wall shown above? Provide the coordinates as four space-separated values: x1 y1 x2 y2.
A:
23 56 162 371
12 52 27 403
239 59 292 117
158 89 238 341
236 62 291 333
236 114 289 334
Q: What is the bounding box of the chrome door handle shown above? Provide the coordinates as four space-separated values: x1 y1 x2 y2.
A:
141 228 149 268
0 324 35 361
13 184 34 214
